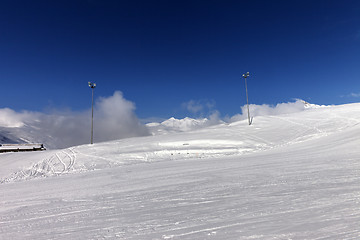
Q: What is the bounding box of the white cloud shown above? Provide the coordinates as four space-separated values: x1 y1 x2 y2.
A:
182 100 204 114
207 110 222 125
0 108 26 128
350 93 360 98
341 92 360 98
0 91 149 148
182 99 216 116
229 99 309 122
93 91 149 142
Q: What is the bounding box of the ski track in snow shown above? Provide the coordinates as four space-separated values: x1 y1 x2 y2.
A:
1 104 360 239
0 148 77 183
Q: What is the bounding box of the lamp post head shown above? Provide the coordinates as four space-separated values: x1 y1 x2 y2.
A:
242 72 250 78
88 82 96 88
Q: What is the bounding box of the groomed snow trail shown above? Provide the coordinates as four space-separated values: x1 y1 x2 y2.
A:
1 129 360 239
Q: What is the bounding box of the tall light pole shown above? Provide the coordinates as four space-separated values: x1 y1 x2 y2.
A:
242 72 252 125
88 82 96 144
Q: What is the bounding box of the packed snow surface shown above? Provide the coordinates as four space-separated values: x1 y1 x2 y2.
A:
1 103 360 239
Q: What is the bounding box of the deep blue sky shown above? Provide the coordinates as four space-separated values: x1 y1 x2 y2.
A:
1 0 360 119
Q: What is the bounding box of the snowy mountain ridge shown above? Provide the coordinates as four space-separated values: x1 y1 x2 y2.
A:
146 117 214 135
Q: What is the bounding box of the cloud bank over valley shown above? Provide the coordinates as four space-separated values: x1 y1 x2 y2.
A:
0 91 149 148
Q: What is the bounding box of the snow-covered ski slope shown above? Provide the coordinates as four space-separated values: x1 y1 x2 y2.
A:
1 103 360 239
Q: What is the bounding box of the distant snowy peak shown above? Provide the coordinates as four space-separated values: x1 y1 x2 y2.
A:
146 117 210 135
298 99 326 109
162 117 208 130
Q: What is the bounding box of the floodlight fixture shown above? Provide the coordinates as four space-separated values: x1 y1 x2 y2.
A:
242 72 252 125
88 82 96 144
88 82 96 88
